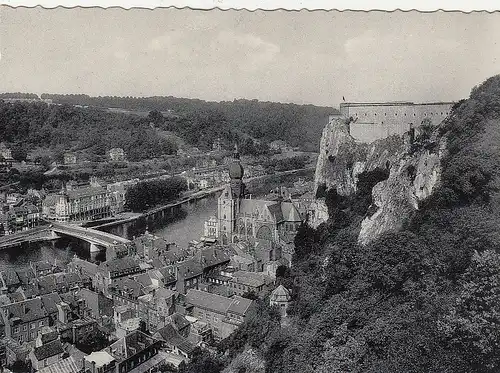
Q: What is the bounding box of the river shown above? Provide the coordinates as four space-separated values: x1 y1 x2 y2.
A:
0 168 314 270
0 195 218 270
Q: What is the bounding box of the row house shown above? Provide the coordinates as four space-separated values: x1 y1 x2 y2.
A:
34 272 91 296
95 257 145 296
42 184 111 222
1 204 41 234
1 297 50 343
185 289 254 340
137 288 177 332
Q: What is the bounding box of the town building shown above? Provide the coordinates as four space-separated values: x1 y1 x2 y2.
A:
216 146 303 270
203 216 218 239
1 297 50 343
0 143 13 162
0 155 12 173
226 270 273 297
1 204 41 234
153 323 196 360
269 285 292 317
84 351 117 373
42 184 111 222
269 140 292 153
63 152 77 165
108 148 126 162
185 289 254 340
27 326 65 370
95 257 145 296
103 330 163 373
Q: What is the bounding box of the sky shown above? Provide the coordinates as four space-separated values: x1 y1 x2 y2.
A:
1 7 499 107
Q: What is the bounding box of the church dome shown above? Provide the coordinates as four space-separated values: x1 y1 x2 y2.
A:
229 161 244 179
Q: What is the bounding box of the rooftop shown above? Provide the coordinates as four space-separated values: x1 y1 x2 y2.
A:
85 351 116 367
33 339 64 361
106 330 158 362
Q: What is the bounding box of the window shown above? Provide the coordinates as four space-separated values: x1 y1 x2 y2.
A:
31 324 35 329
23 325 27 331
39 321 44 327
14 327 19 334
30 332 35 339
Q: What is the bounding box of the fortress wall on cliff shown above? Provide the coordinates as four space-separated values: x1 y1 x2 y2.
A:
340 102 454 143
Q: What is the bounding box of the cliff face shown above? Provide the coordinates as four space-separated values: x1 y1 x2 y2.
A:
311 117 446 245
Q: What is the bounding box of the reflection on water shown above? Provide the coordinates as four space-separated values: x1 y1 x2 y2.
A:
0 195 218 269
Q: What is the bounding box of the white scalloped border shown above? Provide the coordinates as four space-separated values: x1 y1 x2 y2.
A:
0 0 499 11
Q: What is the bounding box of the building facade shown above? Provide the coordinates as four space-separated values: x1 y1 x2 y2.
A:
43 184 111 222
185 289 254 340
339 101 454 143
216 146 303 269
108 148 126 162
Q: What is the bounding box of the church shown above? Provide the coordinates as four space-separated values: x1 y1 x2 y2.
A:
216 146 304 268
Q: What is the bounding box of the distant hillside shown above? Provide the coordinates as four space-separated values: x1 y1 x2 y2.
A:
38 94 336 151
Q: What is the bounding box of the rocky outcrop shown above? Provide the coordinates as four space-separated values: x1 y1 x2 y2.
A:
311 116 446 245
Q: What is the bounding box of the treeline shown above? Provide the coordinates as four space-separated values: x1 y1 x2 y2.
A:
182 75 500 373
0 101 177 162
39 94 335 151
124 177 187 212
263 155 310 173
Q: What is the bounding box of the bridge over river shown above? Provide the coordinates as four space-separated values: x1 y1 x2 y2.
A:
0 222 131 252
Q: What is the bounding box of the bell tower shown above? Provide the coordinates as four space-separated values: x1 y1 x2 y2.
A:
217 144 245 245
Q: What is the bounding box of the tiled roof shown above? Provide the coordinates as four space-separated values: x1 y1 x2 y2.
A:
41 293 62 315
197 247 230 269
70 257 98 277
281 201 302 222
111 278 145 299
155 324 196 355
3 297 47 324
66 186 107 200
107 330 158 362
231 271 272 288
177 259 203 280
185 289 232 315
227 296 253 316
1 269 21 286
154 288 176 302
99 257 142 276
270 285 291 302
37 356 79 373
33 339 64 361
168 313 191 332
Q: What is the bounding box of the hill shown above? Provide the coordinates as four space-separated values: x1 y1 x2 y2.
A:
0 95 334 164
180 75 500 373
39 94 335 151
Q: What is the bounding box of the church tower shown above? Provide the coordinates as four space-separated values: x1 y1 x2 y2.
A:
217 144 245 245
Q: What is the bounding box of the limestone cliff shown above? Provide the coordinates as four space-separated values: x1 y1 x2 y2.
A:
311 117 446 245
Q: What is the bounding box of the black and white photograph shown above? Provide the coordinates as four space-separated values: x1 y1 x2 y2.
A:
0 3 499 373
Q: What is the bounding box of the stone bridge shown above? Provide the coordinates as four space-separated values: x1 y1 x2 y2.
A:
50 223 131 252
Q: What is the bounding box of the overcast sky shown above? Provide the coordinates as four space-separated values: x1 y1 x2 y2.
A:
1 7 499 106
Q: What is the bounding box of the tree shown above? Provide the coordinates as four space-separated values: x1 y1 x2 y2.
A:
439 250 500 370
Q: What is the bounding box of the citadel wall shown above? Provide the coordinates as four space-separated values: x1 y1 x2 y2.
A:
337 102 454 143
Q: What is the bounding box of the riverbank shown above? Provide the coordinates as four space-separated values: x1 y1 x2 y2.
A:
93 167 314 232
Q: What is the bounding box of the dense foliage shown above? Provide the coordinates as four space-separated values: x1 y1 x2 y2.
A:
263 155 310 173
0 101 177 162
181 75 500 373
124 176 187 212
38 94 335 151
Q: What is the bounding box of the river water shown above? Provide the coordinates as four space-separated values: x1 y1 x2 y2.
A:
0 169 314 270
0 195 218 269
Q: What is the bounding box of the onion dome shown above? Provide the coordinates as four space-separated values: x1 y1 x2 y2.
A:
229 161 244 179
